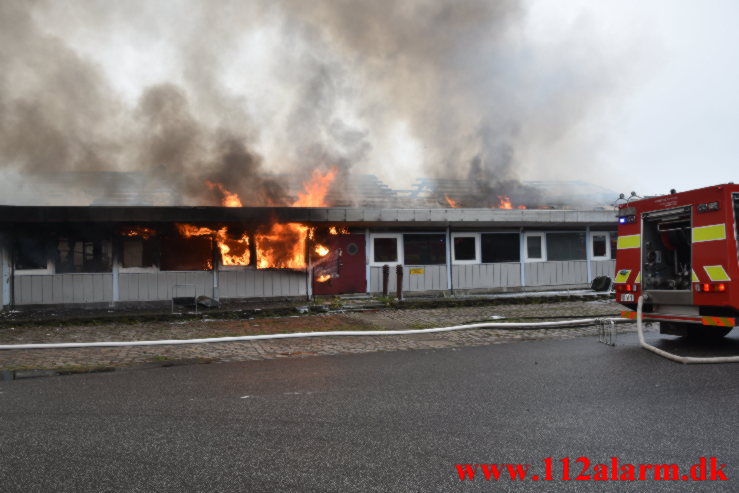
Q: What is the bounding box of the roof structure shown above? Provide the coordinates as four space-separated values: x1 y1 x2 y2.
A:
0 205 617 228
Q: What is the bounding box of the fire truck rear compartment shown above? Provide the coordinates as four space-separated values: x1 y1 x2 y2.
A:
642 210 692 293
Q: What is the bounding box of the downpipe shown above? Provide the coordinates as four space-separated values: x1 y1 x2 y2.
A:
636 295 739 364
0 318 626 350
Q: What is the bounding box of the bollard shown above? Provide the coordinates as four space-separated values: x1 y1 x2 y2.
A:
382 264 390 297
396 264 404 300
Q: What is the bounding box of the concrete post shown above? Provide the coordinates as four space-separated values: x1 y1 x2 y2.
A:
585 226 593 283
365 228 371 294
0 235 10 309
445 225 453 294
519 228 526 288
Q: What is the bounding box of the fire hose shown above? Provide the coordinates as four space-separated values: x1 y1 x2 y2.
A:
636 295 739 364
0 318 628 350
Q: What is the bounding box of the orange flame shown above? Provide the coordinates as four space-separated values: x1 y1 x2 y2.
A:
176 224 250 266
315 244 330 256
185 167 339 270
122 226 156 240
496 195 513 209
254 168 338 269
292 168 337 207
444 194 459 208
206 181 243 207
255 222 309 269
329 226 350 235
316 274 331 283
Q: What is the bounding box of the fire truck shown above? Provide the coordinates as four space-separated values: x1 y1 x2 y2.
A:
615 184 739 338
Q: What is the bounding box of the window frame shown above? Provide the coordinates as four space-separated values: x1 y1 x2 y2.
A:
119 237 161 273
13 234 53 275
451 233 480 265
480 232 521 264
370 233 403 266
402 232 447 266
524 232 546 262
545 231 587 262
590 232 612 261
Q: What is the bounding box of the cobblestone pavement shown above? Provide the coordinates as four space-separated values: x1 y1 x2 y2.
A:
0 300 633 372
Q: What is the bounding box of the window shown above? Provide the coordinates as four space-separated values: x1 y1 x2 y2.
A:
14 233 50 272
452 234 479 264
524 233 545 262
371 234 402 265
591 232 611 260
481 233 520 263
56 237 113 273
403 234 446 265
610 234 617 260
122 238 160 269
160 235 212 271
546 232 586 261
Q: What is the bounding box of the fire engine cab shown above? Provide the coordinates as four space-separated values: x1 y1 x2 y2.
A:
616 184 739 338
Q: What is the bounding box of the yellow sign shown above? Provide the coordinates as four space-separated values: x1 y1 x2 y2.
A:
704 265 731 281
693 224 726 243
617 234 640 250
614 269 631 283
409 268 425 275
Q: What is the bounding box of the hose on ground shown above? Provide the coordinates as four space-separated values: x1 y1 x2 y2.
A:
636 295 739 364
0 317 628 350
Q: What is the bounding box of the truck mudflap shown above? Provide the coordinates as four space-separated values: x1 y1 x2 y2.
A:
621 311 735 327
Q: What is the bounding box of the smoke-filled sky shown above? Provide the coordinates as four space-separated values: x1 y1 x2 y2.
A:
0 0 736 205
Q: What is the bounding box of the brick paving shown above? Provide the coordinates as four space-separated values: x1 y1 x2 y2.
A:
0 300 635 372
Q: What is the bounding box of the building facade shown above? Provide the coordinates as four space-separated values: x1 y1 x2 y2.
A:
0 206 616 308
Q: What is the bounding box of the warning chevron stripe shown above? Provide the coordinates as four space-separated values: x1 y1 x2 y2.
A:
702 317 735 327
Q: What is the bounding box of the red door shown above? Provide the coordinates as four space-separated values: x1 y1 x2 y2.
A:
313 234 366 295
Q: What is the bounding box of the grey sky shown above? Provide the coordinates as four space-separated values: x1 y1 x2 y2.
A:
544 0 739 196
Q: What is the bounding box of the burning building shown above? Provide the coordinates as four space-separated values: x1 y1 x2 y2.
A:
0 203 616 309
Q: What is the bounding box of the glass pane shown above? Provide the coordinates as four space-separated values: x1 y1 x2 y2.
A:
453 237 476 261
403 234 446 265
481 233 520 263
592 235 607 257
546 232 586 261
526 236 542 259
373 237 398 262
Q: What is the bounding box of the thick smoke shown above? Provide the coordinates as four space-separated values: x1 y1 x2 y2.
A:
0 0 619 207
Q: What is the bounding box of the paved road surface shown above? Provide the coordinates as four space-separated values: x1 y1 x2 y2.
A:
1 332 737 492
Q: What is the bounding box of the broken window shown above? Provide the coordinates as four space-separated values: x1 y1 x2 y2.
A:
481 233 520 263
56 236 113 273
160 235 212 271
120 226 159 269
546 232 586 261
403 234 446 265
14 232 49 270
122 238 159 268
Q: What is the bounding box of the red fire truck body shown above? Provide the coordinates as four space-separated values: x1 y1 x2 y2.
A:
615 184 739 337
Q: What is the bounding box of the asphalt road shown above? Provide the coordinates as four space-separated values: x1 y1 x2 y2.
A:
1 332 737 492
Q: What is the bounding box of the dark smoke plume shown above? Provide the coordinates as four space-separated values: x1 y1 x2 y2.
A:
0 0 620 207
